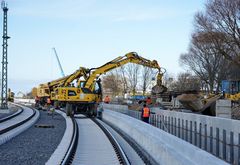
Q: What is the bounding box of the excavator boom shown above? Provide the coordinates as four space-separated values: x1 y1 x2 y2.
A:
84 52 162 89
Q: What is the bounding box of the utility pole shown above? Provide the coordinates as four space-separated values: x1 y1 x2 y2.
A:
1 0 9 109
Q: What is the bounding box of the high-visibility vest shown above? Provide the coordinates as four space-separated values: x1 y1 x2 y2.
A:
47 98 51 104
143 107 150 117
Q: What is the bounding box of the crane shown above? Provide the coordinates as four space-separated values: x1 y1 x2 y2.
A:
52 47 65 77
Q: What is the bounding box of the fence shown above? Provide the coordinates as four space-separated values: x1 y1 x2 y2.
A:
103 104 240 165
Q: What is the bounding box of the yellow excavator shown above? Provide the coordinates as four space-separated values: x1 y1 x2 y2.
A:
35 75 72 106
222 80 240 102
54 52 167 116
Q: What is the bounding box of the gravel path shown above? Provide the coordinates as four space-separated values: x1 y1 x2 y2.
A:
0 109 66 165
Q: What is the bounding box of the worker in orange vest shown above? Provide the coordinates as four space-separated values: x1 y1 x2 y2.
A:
104 95 110 104
141 104 150 123
146 97 152 105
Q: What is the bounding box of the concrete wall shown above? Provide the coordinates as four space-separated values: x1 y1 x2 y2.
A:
216 99 231 118
103 104 128 111
103 110 228 165
151 107 240 145
104 104 240 145
104 104 240 163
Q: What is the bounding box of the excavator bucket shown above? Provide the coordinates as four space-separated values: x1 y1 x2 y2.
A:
151 71 167 94
177 93 221 115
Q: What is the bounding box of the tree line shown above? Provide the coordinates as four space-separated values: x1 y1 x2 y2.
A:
179 0 240 93
102 0 240 97
102 64 156 97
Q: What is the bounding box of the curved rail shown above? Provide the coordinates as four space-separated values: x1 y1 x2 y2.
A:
60 118 79 165
92 118 130 165
0 105 36 135
102 117 156 164
56 109 129 165
0 107 23 123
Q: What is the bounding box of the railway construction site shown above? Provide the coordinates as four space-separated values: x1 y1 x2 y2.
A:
0 0 240 165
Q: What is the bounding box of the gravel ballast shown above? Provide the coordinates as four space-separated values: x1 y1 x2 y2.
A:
0 109 66 165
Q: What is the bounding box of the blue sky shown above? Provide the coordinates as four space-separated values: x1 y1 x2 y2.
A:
4 0 206 93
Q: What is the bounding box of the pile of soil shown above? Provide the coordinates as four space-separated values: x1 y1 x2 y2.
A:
176 94 204 111
128 104 142 111
177 94 201 101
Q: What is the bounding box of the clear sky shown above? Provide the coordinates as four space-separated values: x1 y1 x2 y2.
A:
4 0 206 94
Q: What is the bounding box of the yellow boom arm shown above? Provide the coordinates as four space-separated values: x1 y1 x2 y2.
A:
84 52 161 89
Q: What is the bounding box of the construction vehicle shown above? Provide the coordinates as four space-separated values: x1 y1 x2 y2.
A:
36 75 72 106
54 52 167 117
177 93 221 116
176 80 240 116
177 80 239 115
7 88 14 102
222 80 240 101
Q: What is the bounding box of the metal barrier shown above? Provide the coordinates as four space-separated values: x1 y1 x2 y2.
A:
103 104 240 165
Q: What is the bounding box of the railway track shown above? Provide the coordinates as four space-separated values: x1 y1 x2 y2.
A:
54 109 148 165
51 109 151 165
0 104 39 145
69 115 129 165
0 106 23 123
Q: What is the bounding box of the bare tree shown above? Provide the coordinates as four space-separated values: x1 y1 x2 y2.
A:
102 71 122 97
163 71 174 89
119 66 129 96
194 0 240 66
180 32 230 93
169 72 201 92
140 66 154 95
125 63 140 96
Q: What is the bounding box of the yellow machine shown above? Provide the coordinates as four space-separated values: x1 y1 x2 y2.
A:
36 75 74 106
222 80 240 102
225 93 240 101
7 88 14 102
54 52 166 116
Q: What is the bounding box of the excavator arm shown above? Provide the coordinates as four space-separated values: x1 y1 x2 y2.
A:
42 67 88 91
36 72 76 98
47 75 70 90
84 52 164 90
59 67 89 87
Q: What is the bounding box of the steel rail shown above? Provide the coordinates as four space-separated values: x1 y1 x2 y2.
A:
0 104 36 135
0 106 23 123
60 117 79 165
92 118 130 165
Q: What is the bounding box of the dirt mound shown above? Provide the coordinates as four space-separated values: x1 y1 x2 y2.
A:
177 94 201 101
128 104 142 111
177 94 204 111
